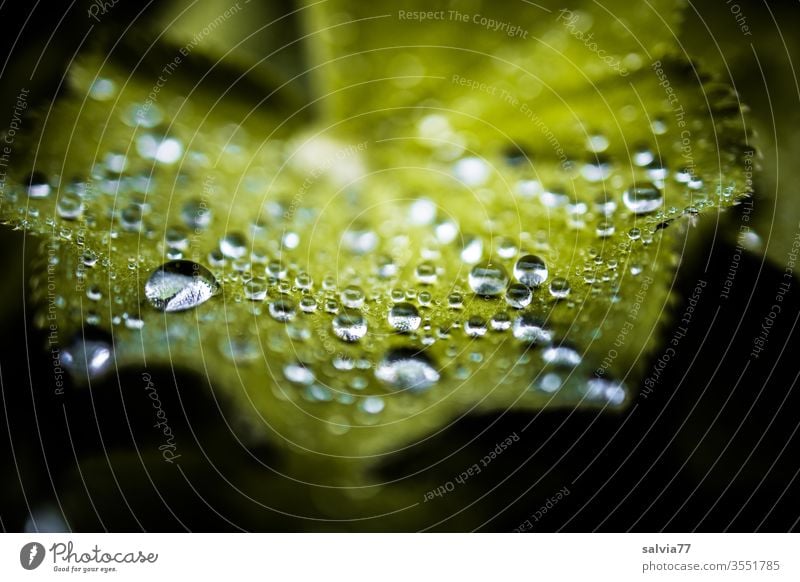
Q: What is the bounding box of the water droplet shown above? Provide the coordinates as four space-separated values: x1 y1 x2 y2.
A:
61 332 113 381
542 345 582 366
299 296 317 313
435 219 459 244
137 133 183 164
220 232 248 258
88 78 116 101
595 195 617 216
284 362 315 385
408 198 437 225
144 260 220 312
360 396 385 414
623 183 663 214
282 231 300 249
537 372 562 393
596 221 615 238
490 311 511 331
269 298 296 322
584 377 626 406
506 283 532 309
469 261 509 296
342 228 378 254
514 255 548 287
453 156 490 186
460 235 484 264
219 335 260 363
586 133 609 153
375 348 440 392
549 277 571 299
512 314 552 343
25 172 51 198
448 292 464 309
182 199 212 230
56 192 83 220
415 262 438 285
244 278 268 301
341 285 365 308
388 302 421 332
332 310 367 342
119 204 143 232
465 316 487 338
633 146 655 166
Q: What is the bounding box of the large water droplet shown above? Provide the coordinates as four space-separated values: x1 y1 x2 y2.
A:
145 260 220 312
469 261 509 296
623 183 663 214
375 348 440 392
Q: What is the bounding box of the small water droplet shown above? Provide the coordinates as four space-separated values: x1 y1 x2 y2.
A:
623 183 663 214
491 311 512 330
89 78 116 101
542 344 582 366
514 255 548 287
460 235 484 264
25 172 51 199
269 298 296 322
408 198 437 225
584 377 626 406
453 156 490 186
56 192 83 220
388 302 421 332
360 396 385 414
182 198 212 230
596 221 615 238
549 277 571 299
415 262 438 285
465 316 488 338
220 232 248 259
375 348 440 392
469 261 509 296
512 313 552 343
244 278 268 301
119 204 143 232
506 283 532 309
284 362 315 385
332 310 368 342
61 332 113 381
144 260 220 312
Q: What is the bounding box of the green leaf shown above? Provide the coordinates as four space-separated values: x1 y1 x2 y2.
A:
1 0 752 476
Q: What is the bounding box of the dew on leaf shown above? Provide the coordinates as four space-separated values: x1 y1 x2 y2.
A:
388 302 421 332
375 348 440 392
469 261 509 296
144 260 220 312
623 182 664 214
514 254 548 287
332 310 368 342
